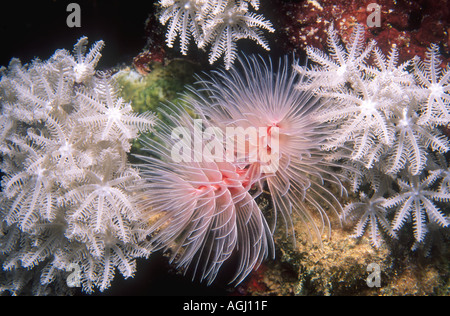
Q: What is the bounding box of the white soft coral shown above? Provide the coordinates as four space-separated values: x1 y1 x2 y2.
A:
387 107 449 175
157 0 274 69
295 24 375 90
298 23 450 249
75 75 156 151
200 0 274 69
317 74 394 162
0 37 154 295
383 170 450 243
158 0 206 55
413 44 450 126
343 192 396 248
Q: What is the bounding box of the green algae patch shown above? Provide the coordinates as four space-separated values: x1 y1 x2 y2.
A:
116 59 201 114
115 59 202 155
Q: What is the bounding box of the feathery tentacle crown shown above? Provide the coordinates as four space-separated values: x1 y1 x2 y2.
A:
135 55 345 286
134 103 274 285
188 55 345 243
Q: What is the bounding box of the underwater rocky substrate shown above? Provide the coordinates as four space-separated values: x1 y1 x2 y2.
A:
233 202 450 296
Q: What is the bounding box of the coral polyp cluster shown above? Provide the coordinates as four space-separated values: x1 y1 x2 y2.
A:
297 24 450 248
0 38 155 294
157 0 274 69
